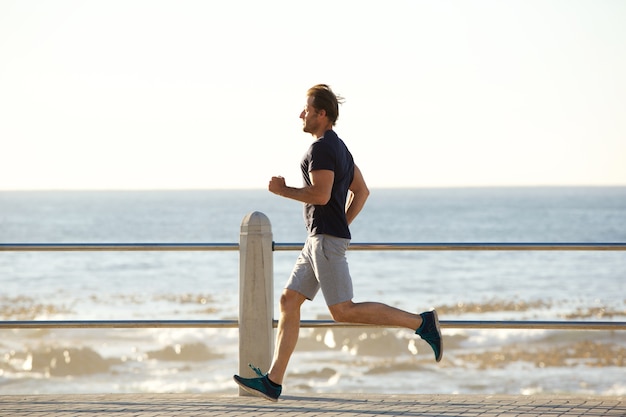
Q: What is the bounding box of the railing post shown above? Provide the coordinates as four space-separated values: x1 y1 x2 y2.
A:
238 211 274 395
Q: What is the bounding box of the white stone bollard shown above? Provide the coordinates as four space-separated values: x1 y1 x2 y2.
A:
238 211 274 395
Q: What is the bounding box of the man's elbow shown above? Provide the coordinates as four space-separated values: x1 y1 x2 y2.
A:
315 195 331 205
353 185 370 201
311 190 331 206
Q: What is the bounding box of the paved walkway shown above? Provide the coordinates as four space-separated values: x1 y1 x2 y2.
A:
0 393 624 416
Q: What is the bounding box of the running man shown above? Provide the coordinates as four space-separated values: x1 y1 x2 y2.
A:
234 84 442 401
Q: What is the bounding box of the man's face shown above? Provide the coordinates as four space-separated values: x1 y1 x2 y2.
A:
299 95 321 134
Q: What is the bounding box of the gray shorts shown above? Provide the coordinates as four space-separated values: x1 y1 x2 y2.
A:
285 234 353 306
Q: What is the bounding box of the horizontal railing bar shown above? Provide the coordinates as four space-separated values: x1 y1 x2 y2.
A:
0 243 239 251
275 242 626 251
438 320 626 330
304 320 626 330
2 242 626 251
0 320 240 329
1 320 624 330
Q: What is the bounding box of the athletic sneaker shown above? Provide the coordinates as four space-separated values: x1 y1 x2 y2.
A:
416 310 443 362
233 364 282 402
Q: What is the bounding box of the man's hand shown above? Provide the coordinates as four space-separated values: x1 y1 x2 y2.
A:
268 170 333 205
268 176 287 196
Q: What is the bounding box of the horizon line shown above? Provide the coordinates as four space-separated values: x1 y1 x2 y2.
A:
2 184 626 192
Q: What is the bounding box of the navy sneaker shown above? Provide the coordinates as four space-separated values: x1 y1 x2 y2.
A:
416 310 443 362
233 364 281 402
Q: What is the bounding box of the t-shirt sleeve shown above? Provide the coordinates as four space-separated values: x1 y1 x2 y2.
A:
308 141 335 172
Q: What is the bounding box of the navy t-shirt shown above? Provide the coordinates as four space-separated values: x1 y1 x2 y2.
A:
300 130 355 239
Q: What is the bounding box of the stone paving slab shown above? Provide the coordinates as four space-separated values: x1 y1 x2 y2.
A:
0 393 624 416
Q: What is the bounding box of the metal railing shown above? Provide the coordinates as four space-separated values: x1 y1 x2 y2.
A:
278 242 626 251
0 319 623 331
1 240 625 331
3 242 625 252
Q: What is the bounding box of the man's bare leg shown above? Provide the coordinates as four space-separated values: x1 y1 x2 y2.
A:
328 300 422 329
328 300 443 362
267 289 307 385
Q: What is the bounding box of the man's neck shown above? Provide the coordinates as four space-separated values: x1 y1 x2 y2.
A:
312 124 333 140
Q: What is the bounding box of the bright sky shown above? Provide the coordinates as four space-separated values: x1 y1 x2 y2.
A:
1 0 625 190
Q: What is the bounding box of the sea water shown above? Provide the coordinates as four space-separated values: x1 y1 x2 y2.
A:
0 187 625 395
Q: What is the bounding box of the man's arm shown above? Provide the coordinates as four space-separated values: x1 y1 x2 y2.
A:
346 164 369 225
268 170 334 205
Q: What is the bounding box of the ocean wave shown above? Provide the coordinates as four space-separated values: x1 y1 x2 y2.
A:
0 295 72 320
454 340 626 370
146 342 224 362
4 294 622 322
4 346 119 377
437 297 626 319
1 294 624 395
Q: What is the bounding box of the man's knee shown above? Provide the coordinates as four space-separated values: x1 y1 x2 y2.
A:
279 289 306 313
